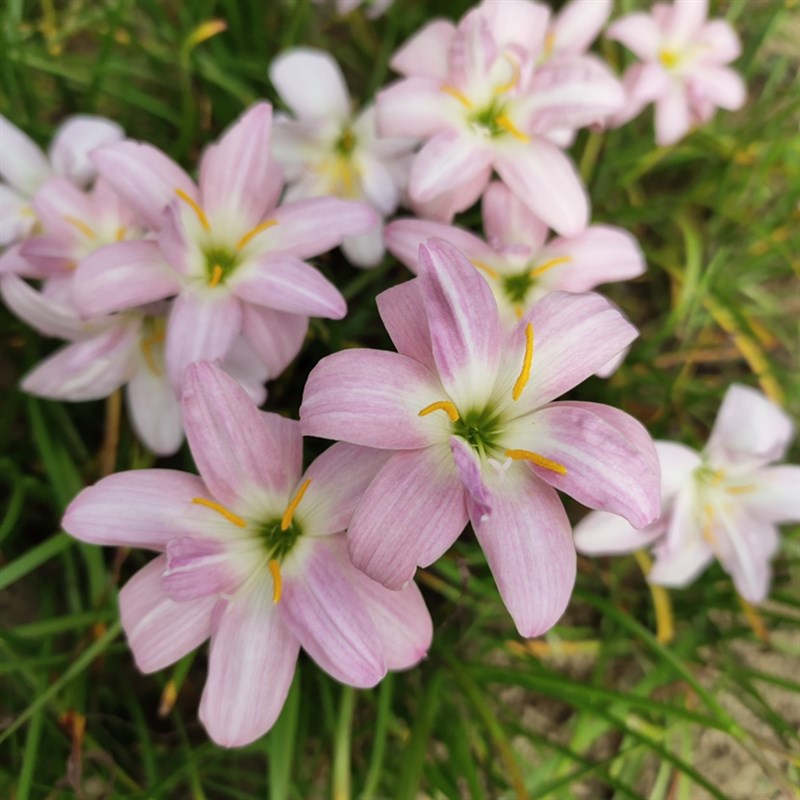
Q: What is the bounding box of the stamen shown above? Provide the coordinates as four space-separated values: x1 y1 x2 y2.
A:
505 449 567 475
115 226 127 242
512 323 534 401
529 256 571 279
62 215 97 240
235 218 278 251
175 188 210 232
191 497 247 527
140 329 165 375
495 115 530 143
471 259 498 279
418 400 460 422
208 264 224 288
268 559 283 603
543 32 556 58
725 484 756 495
494 54 521 94
711 469 725 486
701 504 716 546
441 84 474 109
281 478 311 531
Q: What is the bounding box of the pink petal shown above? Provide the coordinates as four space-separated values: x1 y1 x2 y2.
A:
649 535 715 588
389 20 456 79
162 536 244 601
165 290 242 393
222 337 269 406
480 0 550 51
666 0 708 43
408 129 493 204
610 62 670 128
542 224 646 292
655 88 691 147
574 510 665 556
269 48 350 120
232 256 346 319
181 361 299 508
743 466 800 524
158 198 201 276
481 181 548 252
0 188 36 248
0 274 86 340
348 445 468 589
655 441 701 497
120 556 215 673
199 103 274 230
510 401 660 528
62 469 211 550
300 349 442 449
706 384 794 468
696 20 741 64
268 197 378 259
376 78 452 139
375 280 436 372
550 0 612 54
48 115 124 186
450 436 492 519
240 304 308 379
417 238 502 407
200 583 299 747
447 12 498 90
0 114 50 196
471 465 575 637
408 164 492 223
32 176 95 243
126 359 184 456
606 13 663 61
495 140 588 237
75 241 180 318
281 537 386 688
299 444 393 536
341 225 385 269
689 65 746 111
91 141 197 230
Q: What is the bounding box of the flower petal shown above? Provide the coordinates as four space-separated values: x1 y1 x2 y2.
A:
119 556 215 673
574 510 665 556
375 280 436 372
480 0 550 51
408 164 492 223
471 464 575 637
655 441 701 498
743 466 800 524
126 357 184 457
550 0 612 55
0 188 36 247
390 20 456 79
377 78 453 139
48 115 124 186
666 0 708 43
654 87 691 147
0 114 50 196
689 65 746 111
450 436 492 519
696 20 741 64
161 536 245 602
32 175 96 242
0 274 86 340
606 13 663 61
240 304 308 379
63 469 211 550
481 181 548 252
348 445 468 589
200 583 299 747
649 535 715 588
219 336 269 406
341 225 385 269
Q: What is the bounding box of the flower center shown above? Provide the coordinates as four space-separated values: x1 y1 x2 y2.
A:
335 127 357 156
203 245 240 287
452 407 505 457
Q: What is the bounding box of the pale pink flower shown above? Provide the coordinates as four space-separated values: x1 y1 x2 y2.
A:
385 181 644 326
607 0 745 146
575 385 799 603
76 102 377 389
269 48 415 267
377 0 623 233
544 0 613 60
301 238 660 637
313 0 393 19
62 362 433 746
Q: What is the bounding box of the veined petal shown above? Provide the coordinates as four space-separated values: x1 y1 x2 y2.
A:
0 274 87 340
0 114 50 196
418 238 503 408
376 78 453 139
654 88 691 147
62 469 211 550
181 361 298 509
270 48 350 121
120 556 216 673
689 65 746 111
281 537 386 688
606 13 663 61
375 280 436 372
574 509 665 556
471 464 575 638
495 141 588 237
200 582 299 747
666 0 708 43
408 164 492 224
74 241 180 318
481 181 548 252
162 536 245 601
479 0 550 52
240 304 308 379
127 357 184 456
300 349 443 449
389 20 456 79
448 10 498 89
299 444 393 536
550 0 612 54
450 436 492 519
32 176 96 242
91 140 197 230
742 466 800 524
232 256 346 320
165 290 242 393
348 445 468 589
48 115 124 186
706 383 794 468
199 103 274 230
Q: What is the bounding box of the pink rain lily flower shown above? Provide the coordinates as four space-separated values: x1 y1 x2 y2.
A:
543 0 612 61
0 114 123 273
385 181 645 326
575 385 799 604
75 102 378 389
607 0 746 146
301 238 660 637
269 48 415 267
0 277 266 455
62 362 433 747
313 0 393 20
377 0 623 233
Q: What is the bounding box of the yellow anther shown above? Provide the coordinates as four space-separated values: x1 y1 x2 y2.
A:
158 680 178 717
514 305 524 320
471 259 499 279
115 226 127 241
494 54 521 94
62 215 97 240
711 469 725 486
208 264 224 288
281 478 311 531
175 188 210 232
140 328 166 375
659 49 678 69
268 559 283 603
191 497 247 527
441 84 474 109
701 504 716 546
418 400 460 422
20 205 36 217
505 449 567 475
495 115 530 143
529 256 571 279
236 218 278 251
543 31 556 58
725 484 756 495
512 323 534 401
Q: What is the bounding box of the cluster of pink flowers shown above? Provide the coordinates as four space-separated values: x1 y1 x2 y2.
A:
4 0 794 750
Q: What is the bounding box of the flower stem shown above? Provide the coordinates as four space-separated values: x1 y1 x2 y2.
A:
634 550 675 644
99 389 121 477
332 686 356 800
